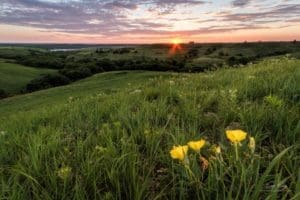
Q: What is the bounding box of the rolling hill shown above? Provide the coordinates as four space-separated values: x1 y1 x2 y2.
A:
0 57 299 199
0 59 56 94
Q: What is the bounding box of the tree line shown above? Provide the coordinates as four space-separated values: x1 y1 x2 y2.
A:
0 42 298 96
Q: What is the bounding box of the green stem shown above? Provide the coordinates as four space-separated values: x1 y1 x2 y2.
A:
234 143 239 161
184 165 198 184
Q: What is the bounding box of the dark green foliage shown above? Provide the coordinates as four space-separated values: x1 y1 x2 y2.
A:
95 48 109 54
113 48 132 54
255 50 289 59
218 51 228 57
97 58 116 71
185 58 224 72
186 47 199 58
0 89 8 99
26 74 71 92
60 67 92 81
227 55 254 66
204 47 217 55
16 52 67 69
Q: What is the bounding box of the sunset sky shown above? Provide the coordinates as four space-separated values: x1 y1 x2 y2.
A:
0 0 299 43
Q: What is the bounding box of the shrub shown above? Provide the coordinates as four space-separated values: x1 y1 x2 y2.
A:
186 48 199 58
218 51 225 56
113 48 132 54
204 47 217 55
185 58 223 72
26 74 71 92
60 67 92 81
97 59 116 71
18 55 65 69
0 89 8 99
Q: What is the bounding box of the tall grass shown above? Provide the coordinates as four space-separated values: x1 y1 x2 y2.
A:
0 57 299 199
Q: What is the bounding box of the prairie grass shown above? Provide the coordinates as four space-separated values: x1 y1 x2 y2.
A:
0 57 299 199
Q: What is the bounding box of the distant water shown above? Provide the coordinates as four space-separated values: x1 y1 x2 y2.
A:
50 49 79 52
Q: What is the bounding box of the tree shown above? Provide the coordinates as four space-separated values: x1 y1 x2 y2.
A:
26 74 71 92
0 89 8 99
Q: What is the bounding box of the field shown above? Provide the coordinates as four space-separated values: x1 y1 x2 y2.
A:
0 59 56 94
0 71 171 115
0 55 299 199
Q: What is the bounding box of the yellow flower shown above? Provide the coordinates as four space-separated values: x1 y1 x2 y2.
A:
187 139 206 152
213 145 221 154
248 136 255 153
170 145 188 161
226 129 247 143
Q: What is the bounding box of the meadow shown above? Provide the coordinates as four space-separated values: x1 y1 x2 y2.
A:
0 71 171 115
0 54 299 199
0 59 56 94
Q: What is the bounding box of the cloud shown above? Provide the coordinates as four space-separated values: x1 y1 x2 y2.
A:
103 1 138 10
0 0 207 34
152 0 206 5
0 0 299 40
218 4 300 22
232 0 252 7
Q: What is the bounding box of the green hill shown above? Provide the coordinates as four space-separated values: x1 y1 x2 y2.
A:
0 57 299 199
0 71 171 115
0 59 56 94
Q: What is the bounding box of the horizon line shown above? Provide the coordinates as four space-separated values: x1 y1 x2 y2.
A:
0 40 298 46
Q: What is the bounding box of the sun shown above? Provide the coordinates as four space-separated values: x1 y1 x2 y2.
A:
171 38 182 45
169 38 183 54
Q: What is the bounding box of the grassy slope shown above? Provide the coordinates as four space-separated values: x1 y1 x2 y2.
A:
0 57 299 199
0 60 56 93
0 71 172 115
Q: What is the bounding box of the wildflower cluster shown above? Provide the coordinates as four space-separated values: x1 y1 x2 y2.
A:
170 129 256 167
170 139 207 166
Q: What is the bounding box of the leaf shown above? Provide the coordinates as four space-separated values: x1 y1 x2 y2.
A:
251 146 292 199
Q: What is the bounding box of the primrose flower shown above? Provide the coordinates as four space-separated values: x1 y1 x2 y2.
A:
187 139 206 152
226 129 247 144
248 137 256 153
170 145 189 162
213 145 221 154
